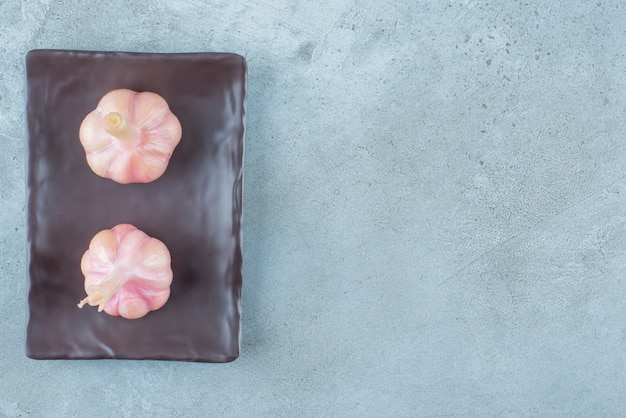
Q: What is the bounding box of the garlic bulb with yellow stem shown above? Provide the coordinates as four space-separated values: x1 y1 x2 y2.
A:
79 89 182 184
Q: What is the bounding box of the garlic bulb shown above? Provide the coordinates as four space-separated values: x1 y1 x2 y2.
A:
78 224 173 319
79 89 182 184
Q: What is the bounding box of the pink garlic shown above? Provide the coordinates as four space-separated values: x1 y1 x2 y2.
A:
78 224 173 319
79 89 182 184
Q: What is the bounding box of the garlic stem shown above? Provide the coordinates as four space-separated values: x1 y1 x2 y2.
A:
104 112 137 143
77 269 128 312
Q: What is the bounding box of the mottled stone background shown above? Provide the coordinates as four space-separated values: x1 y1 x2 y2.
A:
1 0 626 416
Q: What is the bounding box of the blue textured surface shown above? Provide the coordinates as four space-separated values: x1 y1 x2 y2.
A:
1 0 626 416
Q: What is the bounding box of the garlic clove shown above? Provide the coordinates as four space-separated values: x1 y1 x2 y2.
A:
78 224 173 319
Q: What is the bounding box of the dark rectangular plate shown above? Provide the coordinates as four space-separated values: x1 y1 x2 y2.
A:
25 50 245 362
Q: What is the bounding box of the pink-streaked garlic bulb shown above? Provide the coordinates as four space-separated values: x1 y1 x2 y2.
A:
79 89 182 184
78 224 173 320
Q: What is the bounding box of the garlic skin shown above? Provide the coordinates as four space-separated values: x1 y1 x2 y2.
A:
78 224 173 320
79 89 182 184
